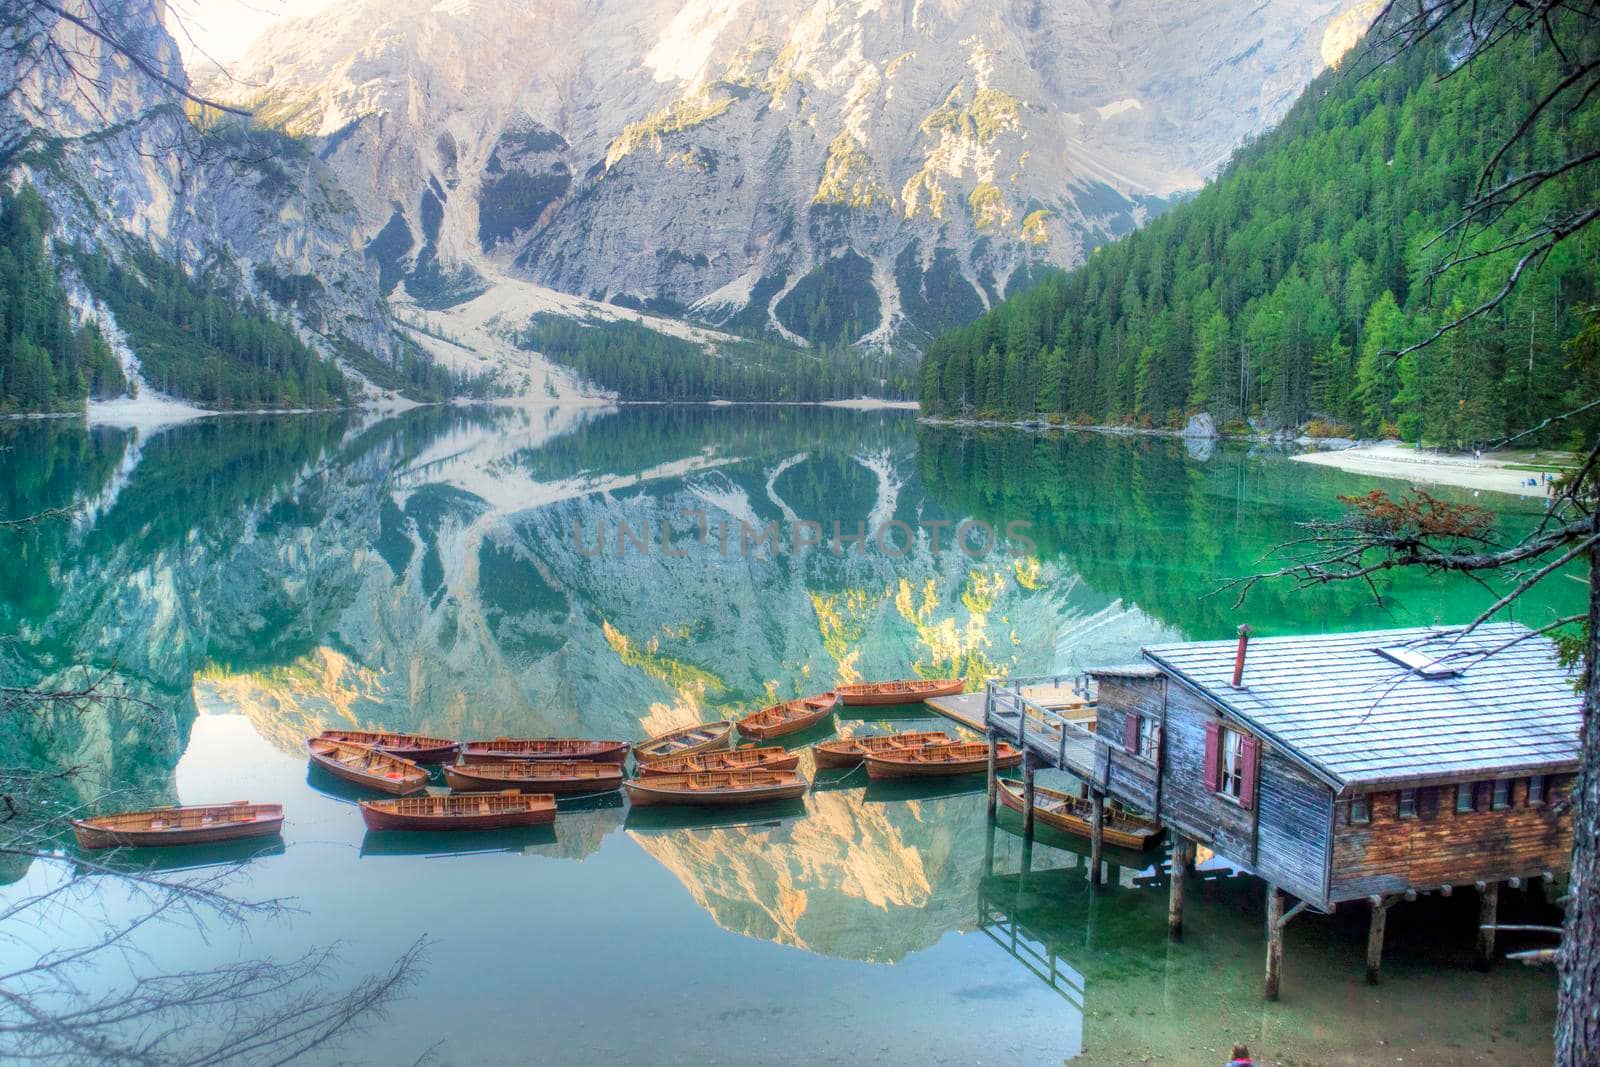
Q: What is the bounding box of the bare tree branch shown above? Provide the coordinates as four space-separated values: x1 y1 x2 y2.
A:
0 505 80 530
23 0 249 116
0 670 427 1064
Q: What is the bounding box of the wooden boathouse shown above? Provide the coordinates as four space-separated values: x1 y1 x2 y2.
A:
973 622 1581 997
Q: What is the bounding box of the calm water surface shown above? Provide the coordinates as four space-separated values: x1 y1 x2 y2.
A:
0 406 1576 1064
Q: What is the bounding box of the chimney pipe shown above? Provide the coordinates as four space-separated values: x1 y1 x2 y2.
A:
1232 624 1252 688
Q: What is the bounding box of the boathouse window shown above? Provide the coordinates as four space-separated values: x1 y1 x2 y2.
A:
1203 722 1258 809
1491 779 1512 810
1397 789 1417 819
1138 715 1160 760
1350 793 1371 824
1220 729 1245 798
1528 775 1546 806
1456 782 1478 813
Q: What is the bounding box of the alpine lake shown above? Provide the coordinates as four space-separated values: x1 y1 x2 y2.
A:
0 405 1580 1065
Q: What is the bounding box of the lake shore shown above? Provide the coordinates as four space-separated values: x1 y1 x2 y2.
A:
819 396 920 411
919 415 1571 499
1293 441 1564 497
918 413 1276 441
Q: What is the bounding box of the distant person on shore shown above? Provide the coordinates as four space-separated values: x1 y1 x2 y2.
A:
1226 1043 1255 1067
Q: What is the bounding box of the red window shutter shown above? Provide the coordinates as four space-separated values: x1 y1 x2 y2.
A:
1239 736 1260 810
1122 713 1141 753
1202 721 1221 791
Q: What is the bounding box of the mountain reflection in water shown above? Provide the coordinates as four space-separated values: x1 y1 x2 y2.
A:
0 405 1573 1063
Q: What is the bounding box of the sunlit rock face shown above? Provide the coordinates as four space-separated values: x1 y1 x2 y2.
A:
630 789 1079 961
201 0 1377 346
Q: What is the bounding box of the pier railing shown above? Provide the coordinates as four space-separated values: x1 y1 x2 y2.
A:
977 892 1085 1011
989 672 1092 701
983 680 1107 787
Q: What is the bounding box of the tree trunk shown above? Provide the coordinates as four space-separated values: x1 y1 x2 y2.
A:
1555 531 1600 1064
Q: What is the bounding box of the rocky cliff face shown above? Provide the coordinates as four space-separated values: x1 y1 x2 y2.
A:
203 0 1379 348
0 0 408 400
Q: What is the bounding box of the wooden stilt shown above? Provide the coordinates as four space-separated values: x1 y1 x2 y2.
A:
1168 835 1187 941
1088 790 1105 886
1022 758 1037 838
1264 884 1285 1000
985 733 998 816
1475 881 1499 971
983 815 996 877
1365 895 1390 985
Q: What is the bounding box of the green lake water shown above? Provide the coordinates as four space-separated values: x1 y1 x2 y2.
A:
0 406 1578 1064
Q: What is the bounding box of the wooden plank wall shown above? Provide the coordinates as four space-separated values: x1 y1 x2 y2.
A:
1330 777 1574 901
1106 751 1159 814
1253 749 1334 904
1093 676 1162 814
1157 683 1258 870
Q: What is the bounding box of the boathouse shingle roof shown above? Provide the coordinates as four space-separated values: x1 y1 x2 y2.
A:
1086 664 1164 680
1140 623 1581 789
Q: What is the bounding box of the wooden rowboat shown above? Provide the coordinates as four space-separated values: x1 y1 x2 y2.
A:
864 740 1020 779
735 692 836 741
835 678 966 706
315 729 459 763
811 730 953 769
624 769 809 807
359 790 557 831
459 738 630 765
636 747 800 776
72 802 284 850
997 779 1162 850
306 738 429 795
443 760 623 795
631 721 734 763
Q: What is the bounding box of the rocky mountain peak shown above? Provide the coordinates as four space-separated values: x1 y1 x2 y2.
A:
199 0 1375 351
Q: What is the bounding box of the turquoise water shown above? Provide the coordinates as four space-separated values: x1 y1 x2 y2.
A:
0 406 1575 1064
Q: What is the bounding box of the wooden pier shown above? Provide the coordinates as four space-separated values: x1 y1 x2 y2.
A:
928 678 1095 739
923 691 987 732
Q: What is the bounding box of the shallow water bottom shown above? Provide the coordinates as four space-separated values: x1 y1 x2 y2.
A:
12 714 1557 1065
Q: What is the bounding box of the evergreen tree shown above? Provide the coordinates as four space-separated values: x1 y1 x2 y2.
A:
0 186 125 413
1353 291 1406 433
917 12 1598 446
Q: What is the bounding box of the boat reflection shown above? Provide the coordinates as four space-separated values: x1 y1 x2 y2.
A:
836 703 951 721
358 824 558 858
72 836 288 875
555 790 626 813
808 767 871 792
304 764 388 805
860 776 987 804
623 799 808 835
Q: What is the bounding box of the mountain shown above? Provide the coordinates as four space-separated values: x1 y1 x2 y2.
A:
201 0 1379 349
0 0 413 410
916 6 1600 447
